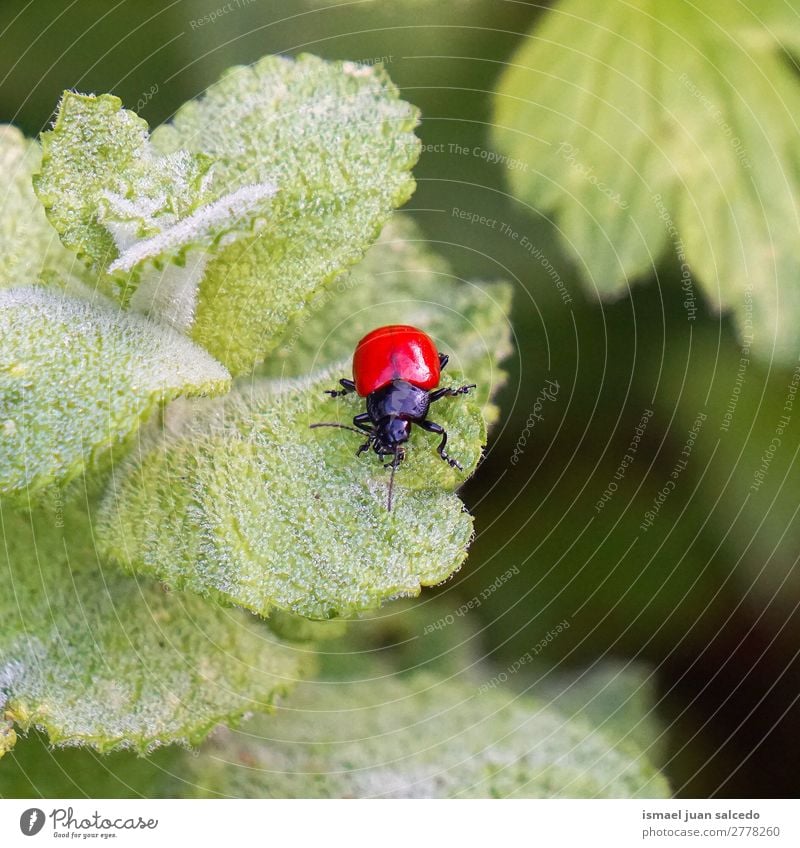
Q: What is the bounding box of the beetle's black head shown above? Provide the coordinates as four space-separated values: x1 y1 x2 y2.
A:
373 416 410 458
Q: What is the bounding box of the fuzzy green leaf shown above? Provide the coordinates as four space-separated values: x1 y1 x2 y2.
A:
261 215 513 425
97 366 481 620
0 718 16 759
150 54 420 373
33 93 217 292
0 497 306 752
178 673 669 798
30 91 277 324
0 287 230 500
0 126 90 295
493 0 800 361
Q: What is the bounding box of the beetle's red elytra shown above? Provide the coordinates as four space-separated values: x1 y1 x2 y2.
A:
310 324 476 510
353 324 441 396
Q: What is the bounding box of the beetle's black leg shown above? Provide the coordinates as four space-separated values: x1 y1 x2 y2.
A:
352 413 374 457
325 378 357 398
438 353 449 371
419 419 463 470
428 383 476 403
352 412 373 433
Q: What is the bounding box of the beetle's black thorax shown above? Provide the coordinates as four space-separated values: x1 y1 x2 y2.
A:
366 379 430 424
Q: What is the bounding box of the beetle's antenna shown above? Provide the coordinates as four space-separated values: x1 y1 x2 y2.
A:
387 450 399 512
309 422 363 435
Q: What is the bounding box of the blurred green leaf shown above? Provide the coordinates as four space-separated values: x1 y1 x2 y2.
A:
0 497 306 753
314 596 484 680
493 0 800 361
266 610 349 643
525 662 666 766
177 671 669 798
329 595 667 767
0 287 230 501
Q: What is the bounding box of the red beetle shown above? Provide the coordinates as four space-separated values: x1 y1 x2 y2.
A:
311 325 475 509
